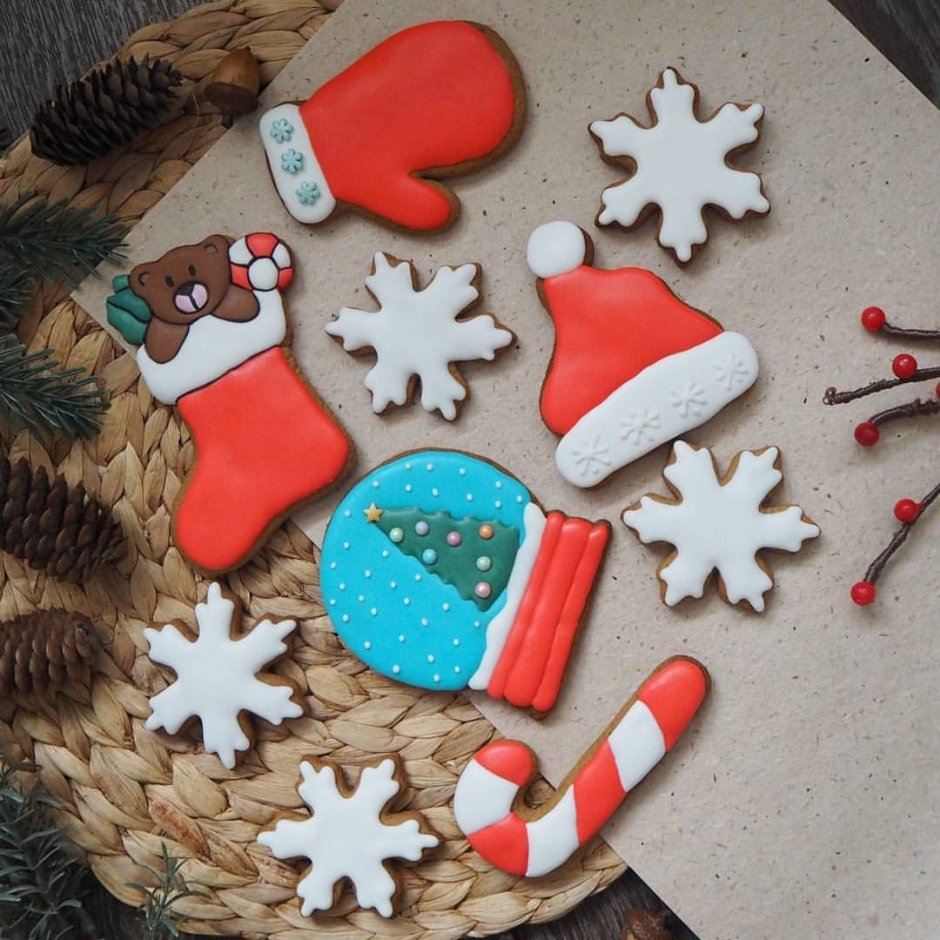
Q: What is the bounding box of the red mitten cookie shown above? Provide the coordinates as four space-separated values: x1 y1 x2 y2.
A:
259 21 526 231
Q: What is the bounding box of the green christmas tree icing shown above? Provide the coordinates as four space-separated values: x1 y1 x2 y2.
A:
368 505 519 612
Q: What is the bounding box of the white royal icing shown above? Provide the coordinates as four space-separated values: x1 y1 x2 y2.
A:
258 758 438 918
622 442 820 611
326 252 513 420
524 786 580 877
607 700 667 792
556 330 759 487
259 103 337 224
526 221 586 278
144 583 302 769
591 68 770 262
452 757 520 833
468 501 546 690
136 287 286 405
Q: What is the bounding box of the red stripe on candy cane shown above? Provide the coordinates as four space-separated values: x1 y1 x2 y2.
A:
454 657 709 877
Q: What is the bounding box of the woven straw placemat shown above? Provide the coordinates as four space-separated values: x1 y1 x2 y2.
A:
0 2 626 936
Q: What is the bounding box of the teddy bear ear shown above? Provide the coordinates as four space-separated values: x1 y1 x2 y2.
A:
133 267 151 287
202 234 228 255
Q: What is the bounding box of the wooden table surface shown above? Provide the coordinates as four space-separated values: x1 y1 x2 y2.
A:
2 1 938 938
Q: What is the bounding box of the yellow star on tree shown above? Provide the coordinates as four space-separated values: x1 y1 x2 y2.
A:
363 503 384 523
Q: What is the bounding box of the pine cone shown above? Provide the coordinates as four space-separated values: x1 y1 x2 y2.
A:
623 909 673 940
0 609 98 695
30 57 182 166
0 457 125 582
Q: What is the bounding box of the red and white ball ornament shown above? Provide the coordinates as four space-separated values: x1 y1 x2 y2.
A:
229 232 294 292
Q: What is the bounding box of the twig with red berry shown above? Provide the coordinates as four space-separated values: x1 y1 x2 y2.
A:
824 306 940 606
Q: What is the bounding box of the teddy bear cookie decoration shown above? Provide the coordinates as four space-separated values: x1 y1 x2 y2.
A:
107 232 353 573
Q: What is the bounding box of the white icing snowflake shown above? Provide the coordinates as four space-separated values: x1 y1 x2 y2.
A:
571 435 612 480
258 758 439 917
144 583 302 769
670 382 707 418
591 68 770 262
326 253 513 420
622 442 819 611
714 353 752 391
620 409 661 445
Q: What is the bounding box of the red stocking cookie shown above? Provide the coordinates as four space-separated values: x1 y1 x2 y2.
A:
454 657 708 876
106 233 353 573
259 21 526 231
527 221 759 487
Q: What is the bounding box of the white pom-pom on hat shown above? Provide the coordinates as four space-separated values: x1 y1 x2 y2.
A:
527 221 586 278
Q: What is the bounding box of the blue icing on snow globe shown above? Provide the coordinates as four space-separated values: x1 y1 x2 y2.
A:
321 449 611 712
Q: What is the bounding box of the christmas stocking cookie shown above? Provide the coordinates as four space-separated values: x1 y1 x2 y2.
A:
106 233 352 573
527 221 759 487
320 450 610 714
259 21 526 231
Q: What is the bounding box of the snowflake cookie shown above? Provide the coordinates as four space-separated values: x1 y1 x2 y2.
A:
590 67 770 264
326 253 514 420
622 442 820 611
258 756 439 917
144 583 302 768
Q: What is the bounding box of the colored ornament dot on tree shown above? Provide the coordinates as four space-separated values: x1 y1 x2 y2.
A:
476 556 492 572
893 498 921 524
860 306 886 332
854 421 880 447
892 354 917 379
389 527 404 543
446 531 462 546
474 581 491 599
850 580 876 606
421 548 438 565
479 524 494 540
415 521 430 536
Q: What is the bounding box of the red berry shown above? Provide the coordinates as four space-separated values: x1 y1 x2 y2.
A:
894 498 921 523
935 382 940 400
860 306 886 331
851 581 876 606
854 422 880 446
892 353 918 379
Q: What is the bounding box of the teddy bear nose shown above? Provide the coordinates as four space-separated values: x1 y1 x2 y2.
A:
174 281 209 314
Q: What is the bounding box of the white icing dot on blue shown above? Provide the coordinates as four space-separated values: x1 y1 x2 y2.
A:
343 509 351 517
473 620 481 628
371 480 379 488
382 550 390 558
442 602 451 612
364 641 372 650
432 488 440 497
453 638 460 646
403 597 411 606
427 654 435 663
338 583 346 591
328 598 336 606
390 581 397 589
414 574 422 582
341 614 349 623
357 594 365 603
370 608 378 616
392 664 401 674
343 541 350 550
516 495 524 503
405 483 413 492
329 561 337 570
364 569 372 579
459 467 467 476
420 617 430 627
405 462 412 470
433 673 441 682
425 463 434 471
495 480 503 489
454 666 461 674
398 634 405 643
494 500 502 509
466 493 473 502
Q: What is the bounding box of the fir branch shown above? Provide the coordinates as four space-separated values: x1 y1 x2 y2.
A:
0 260 35 331
0 192 126 287
0 757 97 940
0 128 10 154
0 333 107 441
129 842 205 940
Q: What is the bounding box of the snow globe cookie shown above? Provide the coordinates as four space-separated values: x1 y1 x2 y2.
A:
320 450 610 714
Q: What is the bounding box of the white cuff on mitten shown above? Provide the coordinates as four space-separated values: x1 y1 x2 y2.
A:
259 103 336 224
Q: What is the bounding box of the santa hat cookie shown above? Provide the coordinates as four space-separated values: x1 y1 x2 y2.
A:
527 221 759 488
259 21 525 231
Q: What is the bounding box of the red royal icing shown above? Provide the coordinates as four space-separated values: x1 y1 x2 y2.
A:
539 266 722 435
475 740 535 787
304 21 520 230
468 811 529 876
175 346 351 572
636 657 709 751
573 740 627 844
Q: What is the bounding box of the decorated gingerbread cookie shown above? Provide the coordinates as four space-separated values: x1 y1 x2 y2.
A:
144 583 303 769
259 21 526 231
622 442 820 611
106 232 352 573
326 253 514 419
320 450 610 714
258 755 439 917
590 67 770 263
454 657 709 876
527 221 759 488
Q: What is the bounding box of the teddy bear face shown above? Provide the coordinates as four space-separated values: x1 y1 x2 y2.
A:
131 235 233 326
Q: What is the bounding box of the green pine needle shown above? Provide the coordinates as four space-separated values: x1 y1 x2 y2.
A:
0 260 35 331
0 192 126 288
0 332 108 441
129 841 205 940
0 758 97 940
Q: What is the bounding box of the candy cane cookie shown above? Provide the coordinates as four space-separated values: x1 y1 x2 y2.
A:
453 657 708 876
